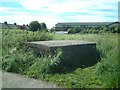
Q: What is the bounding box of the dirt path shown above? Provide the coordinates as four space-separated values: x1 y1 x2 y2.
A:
2 71 59 88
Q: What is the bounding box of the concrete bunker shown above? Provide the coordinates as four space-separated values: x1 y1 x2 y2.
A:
26 40 100 70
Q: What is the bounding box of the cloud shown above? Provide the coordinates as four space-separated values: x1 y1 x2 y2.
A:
0 14 64 28
0 0 22 2
0 0 119 28
19 0 119 13
19 0 53 10
0 7 17 13
0 7 29 15
68 15 117 22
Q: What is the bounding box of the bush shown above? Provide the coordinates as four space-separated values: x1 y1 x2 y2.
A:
50 27 56 33
98 30 106 33
80 29 87 34
68 27 81 34
26 49 65 77
88 29 93 33
2 29 53 73
85 29 89 34
2 49 35 73
92 30 98 34
68 28 74 34
94 35 119 88
94 47 119 87
108 25 120 33
26 31 53 41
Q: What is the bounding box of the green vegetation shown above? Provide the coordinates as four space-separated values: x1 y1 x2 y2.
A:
68 25 120 34
29 21 41 32
68 26 82 34
2 29 119 88
40 23 47 30
2 29 53 73
29 21 48 32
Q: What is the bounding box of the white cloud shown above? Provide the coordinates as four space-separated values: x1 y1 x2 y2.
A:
0 7 17 13
0 7 29 15
19 0 53 10
0 14 64 29
19 0 119 13
68 15 116 22
0 0 22 2
0 0 119 28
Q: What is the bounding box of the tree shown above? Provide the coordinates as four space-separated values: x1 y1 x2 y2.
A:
14 23 17 25
50 27 56 33
68 26 81 34
29 21 41 32
4 21 7 24
72 26 81 33
40 23 48 32
68 28 74 34
41 23 47 30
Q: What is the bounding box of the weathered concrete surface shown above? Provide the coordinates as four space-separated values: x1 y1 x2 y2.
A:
2 71 58 88
26 40 100 69
26 40 96 47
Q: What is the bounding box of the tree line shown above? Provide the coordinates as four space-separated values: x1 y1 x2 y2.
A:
67 25 120 34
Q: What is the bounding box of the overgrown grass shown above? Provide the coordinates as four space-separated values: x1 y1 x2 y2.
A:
2 29 119 88
53 33 119 87
2 29 53 73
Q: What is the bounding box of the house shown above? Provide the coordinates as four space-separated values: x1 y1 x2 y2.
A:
0 22 29 30
55 22 118 31
0 22 18 29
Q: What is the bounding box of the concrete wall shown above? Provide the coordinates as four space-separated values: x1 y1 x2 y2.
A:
26 40 100 70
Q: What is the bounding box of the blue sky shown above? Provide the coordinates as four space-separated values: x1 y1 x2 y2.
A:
0 0 119 29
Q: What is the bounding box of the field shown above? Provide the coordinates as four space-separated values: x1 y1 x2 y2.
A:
1 29 119 88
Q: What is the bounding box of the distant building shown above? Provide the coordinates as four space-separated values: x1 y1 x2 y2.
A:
109 22 120 27
55 22 119 31
0 22 29 30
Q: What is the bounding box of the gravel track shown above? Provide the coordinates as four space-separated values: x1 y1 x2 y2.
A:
2 71 59 88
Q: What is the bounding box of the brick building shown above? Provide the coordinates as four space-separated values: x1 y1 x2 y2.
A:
55 22 119 31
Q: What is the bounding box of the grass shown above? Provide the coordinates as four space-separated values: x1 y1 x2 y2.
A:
2 29 119 88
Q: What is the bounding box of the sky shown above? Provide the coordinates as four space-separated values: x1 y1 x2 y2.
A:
0 0 119 29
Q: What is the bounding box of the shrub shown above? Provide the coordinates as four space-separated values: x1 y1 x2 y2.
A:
85 29 89 34
92 30 98 34
68 28 74 34
26 49 65 77
88 29 93 33
94 35 119 88
68 26 81 34
2 48 36 73
26 31 53 41
94 48 119 87
98 30 106 33
50 27 56 33
2 29 53 73
80 29 87 34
